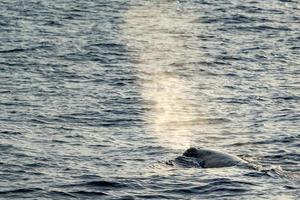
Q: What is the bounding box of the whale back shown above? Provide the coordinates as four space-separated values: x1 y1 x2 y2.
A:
183 147 229 159
183 147 205 158
182 147 246 168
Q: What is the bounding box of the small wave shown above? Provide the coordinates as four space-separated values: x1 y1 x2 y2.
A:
89 42 127 49
72 174 102 179
24 162 49 168
100 118 143 127
0 48 28 53
70 190 107 196
0 144 15 151
0 188 42 194
244 172 265 177
234 25 291 32
202 178 257 186
272 96 300 101
230 134 300 147
0 45 53 54
154 117 230 128
44 20 63 26
235 5 282 14
0 131 22 135
84 180 126 188
30 118 49 124
263 153 300 162
163 181 250 195
47 190 76 197
136 194 172 199
60 180 127 189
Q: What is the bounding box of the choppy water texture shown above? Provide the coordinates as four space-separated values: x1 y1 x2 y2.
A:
0 0 299 199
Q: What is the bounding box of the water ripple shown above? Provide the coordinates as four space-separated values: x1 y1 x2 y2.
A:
0 0 299 199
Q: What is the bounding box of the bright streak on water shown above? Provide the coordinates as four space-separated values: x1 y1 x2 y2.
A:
122 1 207 150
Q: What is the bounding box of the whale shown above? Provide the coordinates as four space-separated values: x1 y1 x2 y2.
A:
165 147 297 180
173 147 249 168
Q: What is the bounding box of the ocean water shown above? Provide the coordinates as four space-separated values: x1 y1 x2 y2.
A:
0 0 299 199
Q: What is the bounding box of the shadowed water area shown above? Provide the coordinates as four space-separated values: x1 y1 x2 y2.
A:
0 0 299 199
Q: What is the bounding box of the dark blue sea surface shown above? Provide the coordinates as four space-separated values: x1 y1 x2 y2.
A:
0 0 299 199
